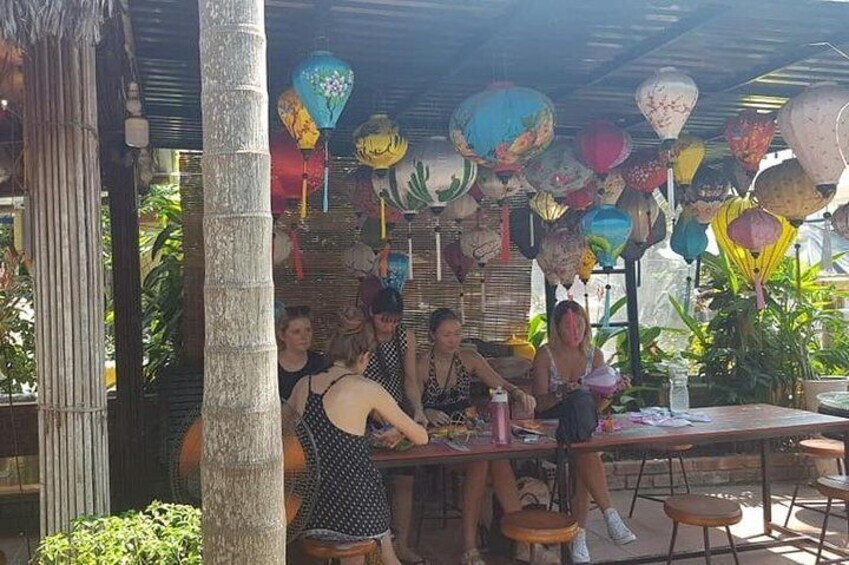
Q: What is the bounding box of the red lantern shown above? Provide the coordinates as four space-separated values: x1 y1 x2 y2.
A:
351 169 402 224
727 207 782 309
562 180 597 211
270 131 326 214
620 149 667 194
724 110 777 174
574 120 632 176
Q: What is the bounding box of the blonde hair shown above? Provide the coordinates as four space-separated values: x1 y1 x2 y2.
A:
326 307 375 368
550 300 593 356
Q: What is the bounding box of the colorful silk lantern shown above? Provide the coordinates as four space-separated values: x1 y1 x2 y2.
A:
635 67 699 217
353 113 408 172
581 204 633 270
277 88 321 218
578 247 597 284
529 191 568 225
476 168 528 262
372 161 426 281
722 156 754 198
292 50 355 212
724 110 777 173
392 136 477 281
620 149 667 194
460 224 500 311
622 209 666 262
537 227 586 288
562 180 598 211
270 131 326 215
443 241 476 322
777 82 849 198
686 166 731 224
753 158 834 226
598 171 626 205
831 202 849 239
443 194 479 222
449 82 555 179
714 199 796 310
616 187 659 245
509 206 542 260
672 134 705 186
670 208 708 313
574 120 632 176
523 138 595 197
342 241 376 279
383 252 409 293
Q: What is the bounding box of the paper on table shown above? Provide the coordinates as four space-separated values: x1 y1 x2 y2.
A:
630 407 713 427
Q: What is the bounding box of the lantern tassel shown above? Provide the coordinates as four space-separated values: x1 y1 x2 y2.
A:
667 166 676 221
529 207 535 248
481 273 486 312
322 136 330 213
602 282 612 330
380 196 387 240
501 200 511 263
754 271 766 310
694 256 701 288
795 242 801 297
407 222 414 281
377 240 390 279
822 213 833 272
459 291 466 324
290 227 304 280
435 220 442 282
584 292 590 318
683 274 692 316
300 160 309 219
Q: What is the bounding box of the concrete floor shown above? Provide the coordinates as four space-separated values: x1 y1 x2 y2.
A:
2 482 848 564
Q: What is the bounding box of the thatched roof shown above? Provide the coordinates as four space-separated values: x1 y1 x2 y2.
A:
1 0 113 45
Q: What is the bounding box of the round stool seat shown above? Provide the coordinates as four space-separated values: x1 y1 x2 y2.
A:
664 495 742 528
301 537 378 559
816 475 849 502
501 510 579 545
800 438 845 459
650 444 693 453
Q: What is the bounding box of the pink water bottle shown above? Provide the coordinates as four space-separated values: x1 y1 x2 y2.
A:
491 387 511 446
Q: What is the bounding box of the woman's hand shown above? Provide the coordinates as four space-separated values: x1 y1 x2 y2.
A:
424 408 450 426
512 389 537 415
412 408 428 426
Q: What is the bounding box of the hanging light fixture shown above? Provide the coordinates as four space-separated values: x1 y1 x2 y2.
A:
753 158 833 226
724 110 777 174
277 88 320 218
671 134 705 187
125 82 149 149
574 120 632 177
353 113 408 173
460 223 501 311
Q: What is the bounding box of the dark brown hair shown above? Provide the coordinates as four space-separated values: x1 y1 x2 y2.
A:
428 308 461 335
326 307 376 367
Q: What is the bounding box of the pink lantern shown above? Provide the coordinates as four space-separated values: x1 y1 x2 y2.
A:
574 120 632 176
727 208 782 309
562 180 597 211
620 149 667 194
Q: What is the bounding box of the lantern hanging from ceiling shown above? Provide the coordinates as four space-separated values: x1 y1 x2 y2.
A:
443 194 479 222
383 252 410 293
831 202 849 240
342 241 376 280
509 206 543 260
722 156 754 198
777 82 849 199
598 171 626 205
372 165 427 281
713 198 796 310
449 82 555 180
671 134 705 186
443 241 476 322
635 67 699 217
562 180 598 211
359 217 393 252
460 223 501 311
622 209 666 263
578 247 597 285
620 149 667 194
753 158 834 226
616 187 659 245
724 109 777 174
670 208 708 313
352 169 402 226
523 138 595 197
476 168 528 262
270 131 326 215
353 113 408 172
529 191 568 225
292 50 355 212
574 120 632 176
392 136 477 280
686 166 732 224
277 88 321 218
581 204 633 271
537 227 586 289
272 227 292 267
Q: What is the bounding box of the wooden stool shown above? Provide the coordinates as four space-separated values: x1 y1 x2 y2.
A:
814 475 849 564
628 444 693 518
664 494 742 565
501 509 579 564
785 438 846 528
301 537 378 564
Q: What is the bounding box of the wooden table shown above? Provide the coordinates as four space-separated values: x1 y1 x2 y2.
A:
374 404 849 563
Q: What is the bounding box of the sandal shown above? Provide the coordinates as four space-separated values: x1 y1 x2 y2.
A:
460 548 487 565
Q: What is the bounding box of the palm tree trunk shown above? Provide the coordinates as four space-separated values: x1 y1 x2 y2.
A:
198 1 285 563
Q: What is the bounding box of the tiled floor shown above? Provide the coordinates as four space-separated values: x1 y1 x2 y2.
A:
2 482 848 564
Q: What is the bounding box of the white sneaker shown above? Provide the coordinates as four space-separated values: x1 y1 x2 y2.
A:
604 508 637 545
570 528 591 564
515 541 561 564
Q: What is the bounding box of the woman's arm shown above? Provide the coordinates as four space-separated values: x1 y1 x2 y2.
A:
288 378 309 415
464 351 536 414
370 381 429 445
532 347 561 412
404 331 426 423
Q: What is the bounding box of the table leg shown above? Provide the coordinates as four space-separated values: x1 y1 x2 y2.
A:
760 439 772 535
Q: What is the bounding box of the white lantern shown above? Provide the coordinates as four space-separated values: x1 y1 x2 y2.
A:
777 82 849 199
342 242 376 279
536 227 586 288
272 228 292 266
460 225 500 311
443 194 479 222
476 168 527 201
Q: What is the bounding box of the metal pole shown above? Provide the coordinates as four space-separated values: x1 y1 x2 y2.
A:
624 259 642 383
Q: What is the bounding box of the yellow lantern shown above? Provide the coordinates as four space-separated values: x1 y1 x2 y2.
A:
529 191 567 224
353 113 408 172
711 197 796 291
277 88 320 218
578 247 596 284
672 134 705 186
504 335 536 362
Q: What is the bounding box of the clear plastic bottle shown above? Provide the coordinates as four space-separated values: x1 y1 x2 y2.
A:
490 387 511 445
668 353 690 415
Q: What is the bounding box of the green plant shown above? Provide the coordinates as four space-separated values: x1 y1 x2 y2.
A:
527 312 548 349
0 225 35 392
35 501 201 565
674 251 849 407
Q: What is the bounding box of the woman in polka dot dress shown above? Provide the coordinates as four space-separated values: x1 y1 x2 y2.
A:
290 307 429 564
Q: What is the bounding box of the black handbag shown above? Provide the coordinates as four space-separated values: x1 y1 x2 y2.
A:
554 389 598 445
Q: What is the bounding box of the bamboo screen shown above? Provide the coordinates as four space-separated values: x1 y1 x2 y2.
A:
272 176 532 352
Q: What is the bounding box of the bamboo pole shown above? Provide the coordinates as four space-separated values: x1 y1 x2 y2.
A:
24 37 109 537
